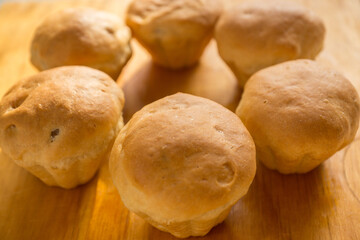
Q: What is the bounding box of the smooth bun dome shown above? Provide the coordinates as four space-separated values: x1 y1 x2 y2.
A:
215 2 325 87
110 93 256 238
236 60 360 174
126 0 221 69
0 66 125 188
31 7 132 79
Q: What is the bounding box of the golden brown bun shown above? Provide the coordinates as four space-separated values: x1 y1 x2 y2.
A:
31 7 132 79
110 93 256 238
215 2 325 87
0 66 125 188
236 60 360 174
126 0 221 69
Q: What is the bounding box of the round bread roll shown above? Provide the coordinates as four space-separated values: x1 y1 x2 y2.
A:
236 60 360 174
0 66 125 188
126 0 221 69
215 2 325 87
110 93 256 238
31 7 132 79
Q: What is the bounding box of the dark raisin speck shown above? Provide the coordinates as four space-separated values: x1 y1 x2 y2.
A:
50 129 60 142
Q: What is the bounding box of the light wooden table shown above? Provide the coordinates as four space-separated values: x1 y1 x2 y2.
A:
0 0 359 239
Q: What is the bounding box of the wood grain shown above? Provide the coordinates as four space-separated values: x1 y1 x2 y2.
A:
0 0 360 239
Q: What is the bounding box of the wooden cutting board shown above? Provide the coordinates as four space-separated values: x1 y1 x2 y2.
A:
0 0 360 239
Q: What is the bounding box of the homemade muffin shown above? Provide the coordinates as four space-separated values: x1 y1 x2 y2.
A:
110 93 256 238
126 0 221 69
0 66 125 188
31 7 132 79
236 60 360 174
215 2 325 87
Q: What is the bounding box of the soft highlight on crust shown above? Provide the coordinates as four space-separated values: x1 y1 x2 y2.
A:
0 66 125 188
110 93 256 238
215 1 325 87
236 59 360 174
31 7 132 79
126 0 221 69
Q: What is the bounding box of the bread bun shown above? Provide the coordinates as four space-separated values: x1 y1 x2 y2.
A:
236 60 360 174
126 0 221 69
110 93 256 238
31 7 132 79
215 2 325 87
0 66 124 188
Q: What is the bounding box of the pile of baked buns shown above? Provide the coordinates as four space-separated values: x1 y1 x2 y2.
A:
0 0 359 238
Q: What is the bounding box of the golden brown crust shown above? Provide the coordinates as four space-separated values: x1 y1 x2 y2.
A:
215 1 325 87
236 60 360 174
110 93 256 238
31 7 132 79
126 0 221 69
0 66 125 188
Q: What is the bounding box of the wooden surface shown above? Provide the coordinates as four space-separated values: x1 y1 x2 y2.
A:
0 0 360 239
